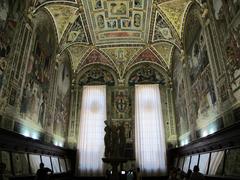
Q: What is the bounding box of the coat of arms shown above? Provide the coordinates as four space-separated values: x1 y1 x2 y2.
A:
114 92 128 113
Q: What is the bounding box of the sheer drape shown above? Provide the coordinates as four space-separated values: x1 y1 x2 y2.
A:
208 151 224 175
135 84 167 175
76 85 106 176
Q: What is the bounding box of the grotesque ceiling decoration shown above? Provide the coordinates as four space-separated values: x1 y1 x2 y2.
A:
82 0 153 45
44 4 79 43
158 0 192 39
100 47 143 79
79 49 116 72
152 11 177 43
128 48 165 70
64 15 89 45
66 44 90 71
34 0 194 76
152 42 174 68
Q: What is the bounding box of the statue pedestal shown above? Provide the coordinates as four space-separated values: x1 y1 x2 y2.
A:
102 157 128 180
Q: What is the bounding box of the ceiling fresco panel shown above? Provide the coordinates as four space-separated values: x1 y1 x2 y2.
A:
100 47 143 78
79 49 116 71
65 15 89 44
44 4 79 43
128 48 165 69
67 44 90 71
152 42 174 67
153 12 173 42
82 0 153 45
158 0 192 39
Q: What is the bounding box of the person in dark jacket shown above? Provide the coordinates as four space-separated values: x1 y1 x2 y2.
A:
35 163 52 180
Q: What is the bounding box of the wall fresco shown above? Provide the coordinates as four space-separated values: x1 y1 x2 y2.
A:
172 50 189 136
20 21 55 126
53 54 71 137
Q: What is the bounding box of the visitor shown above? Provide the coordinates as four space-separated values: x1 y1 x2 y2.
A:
190 165 205 180
35 163 52 180
105 169 110 180
0 162 8 180
168 167 177 180
184 169 192 180
135 167 141 180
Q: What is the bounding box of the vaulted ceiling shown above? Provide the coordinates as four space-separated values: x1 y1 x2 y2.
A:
33 0 195 75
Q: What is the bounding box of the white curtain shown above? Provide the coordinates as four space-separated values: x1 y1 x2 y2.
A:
135 84 167 175
208 151 224 175
77 85 106 176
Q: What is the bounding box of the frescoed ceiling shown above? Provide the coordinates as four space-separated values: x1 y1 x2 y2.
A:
152 42 174 68
100 47 143 78
157 0 192 39
82 0 153 45
67 44 90 71
34 0 195 75
44 4 79 43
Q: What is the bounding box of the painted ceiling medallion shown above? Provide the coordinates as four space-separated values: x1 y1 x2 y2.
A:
82 0 153 45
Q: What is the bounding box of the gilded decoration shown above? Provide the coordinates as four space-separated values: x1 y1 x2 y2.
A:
78 67 114 85
44 4 79 42
128 65 165 85
79 49 116 72
65 15 88 45
158 0 192 38
128 48 165 69
152 42 174 67
153 12 175 42
100 47 142 78
67 44 90 71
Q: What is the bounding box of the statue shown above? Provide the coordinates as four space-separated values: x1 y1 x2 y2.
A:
104 120 126 158
103 120 128 180
104 120 111 157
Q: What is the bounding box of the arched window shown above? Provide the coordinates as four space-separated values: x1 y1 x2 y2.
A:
77 85 107 176
135 84 167 175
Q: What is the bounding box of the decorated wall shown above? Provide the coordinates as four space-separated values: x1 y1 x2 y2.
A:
2 0 240 153
0 2 72 146
172 0 240 145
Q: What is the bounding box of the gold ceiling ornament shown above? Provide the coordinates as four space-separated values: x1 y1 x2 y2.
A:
44 4 79 43
67 44 90 72
152 42 174 68
158 0 192 39
100 47 143 78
